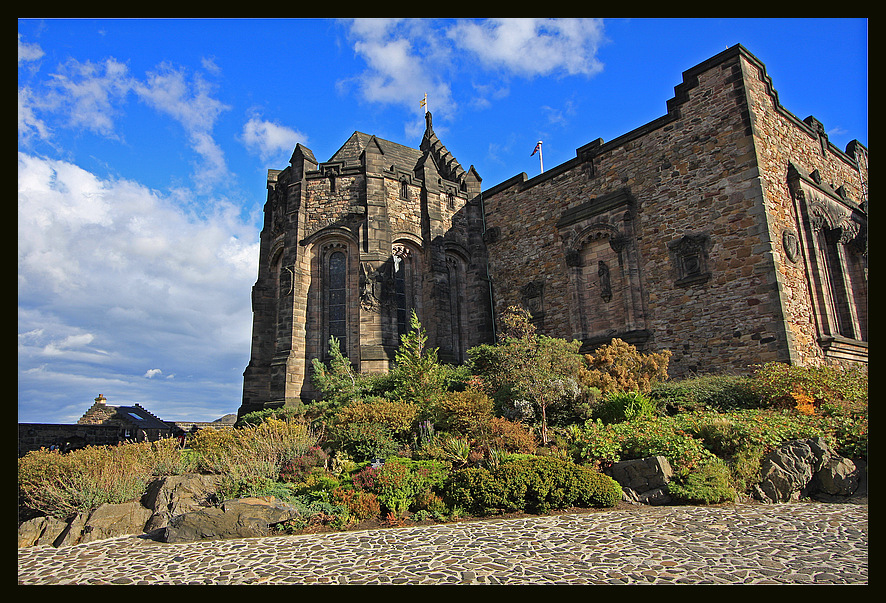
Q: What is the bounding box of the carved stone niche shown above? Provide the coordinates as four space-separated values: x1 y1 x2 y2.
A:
520 279 545 321
668 233 711 287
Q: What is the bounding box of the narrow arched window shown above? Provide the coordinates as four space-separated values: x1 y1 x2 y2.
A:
328 251 347 350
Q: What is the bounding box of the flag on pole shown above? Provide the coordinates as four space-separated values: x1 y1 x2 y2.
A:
420 93 427 112
531 141 544 173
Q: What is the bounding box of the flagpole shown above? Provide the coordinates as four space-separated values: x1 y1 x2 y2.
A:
531 141 544 174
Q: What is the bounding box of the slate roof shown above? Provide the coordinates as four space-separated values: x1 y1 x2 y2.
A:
328 131 425 174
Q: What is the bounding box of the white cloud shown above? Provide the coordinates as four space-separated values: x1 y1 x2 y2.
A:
340 18 605 119
447 18 606 78
342 19 454 116
241 116 306 162
131 63 231 190
18 153 258 422
144 368 162 378
18 33 44 63
44 57 133 138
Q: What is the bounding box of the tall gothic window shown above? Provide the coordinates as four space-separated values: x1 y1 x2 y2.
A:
392 244 415 339
327 250 347 352
445 254 465 363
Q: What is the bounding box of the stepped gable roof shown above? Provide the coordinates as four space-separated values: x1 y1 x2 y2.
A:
78 395 171 430
419 111 467 184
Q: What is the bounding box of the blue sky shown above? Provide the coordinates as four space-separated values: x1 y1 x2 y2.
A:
18 18 867 424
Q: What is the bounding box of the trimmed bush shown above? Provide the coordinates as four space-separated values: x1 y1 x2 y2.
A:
426 389 494 436
649 374 760 413
443 456 621 516
332 398 420 436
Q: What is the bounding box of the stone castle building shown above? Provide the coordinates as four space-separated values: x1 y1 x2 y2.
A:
239 44 867 417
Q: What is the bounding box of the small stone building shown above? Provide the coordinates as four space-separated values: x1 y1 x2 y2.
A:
77 394 175 441
239 44 867 416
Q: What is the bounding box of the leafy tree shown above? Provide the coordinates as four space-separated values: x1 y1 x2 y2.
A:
472 306 585 446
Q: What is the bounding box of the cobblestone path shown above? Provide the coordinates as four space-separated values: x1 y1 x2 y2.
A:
18 502 867 585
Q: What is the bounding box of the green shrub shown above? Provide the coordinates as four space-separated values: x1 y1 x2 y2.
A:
667 458 736 505
426 388 494 436
189 419 318 499
332 398 420 438
592 390 658 424
570 419 622 468
332 421 400 462
352 458 447 516
752 362 868 414
649 374 760 413
443 457 621 516
236 404 304 428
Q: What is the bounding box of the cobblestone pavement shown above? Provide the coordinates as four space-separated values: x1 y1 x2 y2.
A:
18 502 867 585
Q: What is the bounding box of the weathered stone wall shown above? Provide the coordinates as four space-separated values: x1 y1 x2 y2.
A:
482 46 866 377
742 54 867 367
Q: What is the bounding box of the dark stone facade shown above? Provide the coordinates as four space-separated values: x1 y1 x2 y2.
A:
239 44 867 417
240 112 493 415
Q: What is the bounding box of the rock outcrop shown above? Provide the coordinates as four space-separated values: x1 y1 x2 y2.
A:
162 497 301 543
753 437 861 503
607 456 673 505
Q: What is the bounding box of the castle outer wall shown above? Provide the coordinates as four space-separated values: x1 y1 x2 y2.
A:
480 45 867 378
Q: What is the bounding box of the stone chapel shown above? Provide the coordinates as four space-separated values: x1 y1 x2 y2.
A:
239 44 867 417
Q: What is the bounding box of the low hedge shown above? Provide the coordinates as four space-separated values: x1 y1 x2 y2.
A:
443 456 621 516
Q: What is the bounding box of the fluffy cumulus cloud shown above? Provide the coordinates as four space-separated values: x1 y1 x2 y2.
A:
241 115 306 162
340 18 606 116
447 18 605 78
18 153 258 422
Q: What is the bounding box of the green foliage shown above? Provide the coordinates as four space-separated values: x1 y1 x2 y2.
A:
581 338 672 394
310 336 377 416
468 306 589 445
272 494 350 533
443 456 621 516
18 441 174 519
667 457 736 505
391 311 449 406
752 362 868 414
352 458 447 516
279 446 330 483
331 421 401 463
426 388 494 436
189 419 318 499
592 390 659 424
236 404 305 428
331 397 420 439
649 374 761 413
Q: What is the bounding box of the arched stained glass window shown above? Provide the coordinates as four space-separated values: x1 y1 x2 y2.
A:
328 251 347 349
